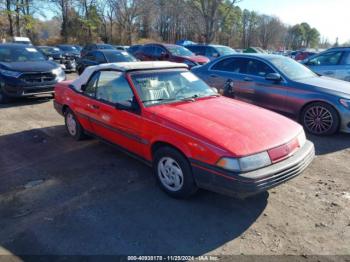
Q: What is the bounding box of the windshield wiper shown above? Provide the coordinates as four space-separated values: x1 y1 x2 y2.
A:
141 98 176 103
180 94 199 101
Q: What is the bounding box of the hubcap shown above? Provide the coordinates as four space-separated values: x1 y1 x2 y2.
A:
304 106 333 134
157 157 184 192
66 113 77 136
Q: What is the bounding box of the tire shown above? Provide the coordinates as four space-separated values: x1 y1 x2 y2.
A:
0 88 11 104
301 102 339 135
153 147 198 198
64 108 86 140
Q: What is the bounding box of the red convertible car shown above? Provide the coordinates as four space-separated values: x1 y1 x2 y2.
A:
54 61 314 198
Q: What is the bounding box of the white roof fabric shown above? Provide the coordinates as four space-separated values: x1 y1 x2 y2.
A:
71 61 188 91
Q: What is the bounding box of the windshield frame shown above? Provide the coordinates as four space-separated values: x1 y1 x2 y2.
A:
128 68 216 107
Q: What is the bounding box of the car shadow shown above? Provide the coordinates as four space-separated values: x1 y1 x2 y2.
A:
307 132 350 155
0 126 268 256
0 96 53 109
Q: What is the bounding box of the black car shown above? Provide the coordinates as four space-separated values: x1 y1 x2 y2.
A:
0 44 66 103
37 46 63 63
77 49 137 75
80 43 115 57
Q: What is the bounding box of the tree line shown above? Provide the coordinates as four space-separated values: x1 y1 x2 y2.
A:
0 0 341 50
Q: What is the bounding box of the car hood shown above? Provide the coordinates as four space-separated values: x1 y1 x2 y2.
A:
297 76 350 97
0 61 59 72
181 55 209 64
146 97 303 157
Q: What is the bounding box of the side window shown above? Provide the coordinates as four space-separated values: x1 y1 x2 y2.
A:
94 52 106 63
342 52 350 65
245 59 274 77
205 47 216 57
83 71 100 97
211 57 245 73
309 51 342 66
84 52 95 60
143 46 154 56
153 47 166 57
96 71 134 104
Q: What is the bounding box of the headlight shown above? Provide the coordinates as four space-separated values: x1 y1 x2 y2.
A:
216 151 272 172
340 98 350 109
0 69 22 78
183 60 197 67
297 130 306 148
52 67 65 81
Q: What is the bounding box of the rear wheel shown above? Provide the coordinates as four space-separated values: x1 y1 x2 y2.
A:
153 147 198 198
64 108 85 140
301 102 339 135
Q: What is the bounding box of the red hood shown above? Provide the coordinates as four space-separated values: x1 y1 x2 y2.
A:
181 55 209 64
146 97 303 157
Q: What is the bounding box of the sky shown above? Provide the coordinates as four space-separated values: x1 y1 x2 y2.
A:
40 0 349 44
237 0 349 44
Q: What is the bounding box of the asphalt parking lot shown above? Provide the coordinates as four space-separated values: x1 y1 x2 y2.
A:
0 73 349 258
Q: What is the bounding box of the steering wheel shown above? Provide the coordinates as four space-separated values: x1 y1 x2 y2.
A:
173 87 188 98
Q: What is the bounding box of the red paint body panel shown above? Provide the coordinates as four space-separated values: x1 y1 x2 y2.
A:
54 73 303 167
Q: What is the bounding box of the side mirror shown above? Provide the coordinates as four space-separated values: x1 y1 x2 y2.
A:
81 84 87 91
115 100 138 111
265 73 282 82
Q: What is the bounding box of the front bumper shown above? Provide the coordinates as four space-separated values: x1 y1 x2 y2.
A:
191 141 315 198
2 84 55 97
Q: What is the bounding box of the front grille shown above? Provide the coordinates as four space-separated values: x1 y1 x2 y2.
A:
20 72 56 84
23 86 54 94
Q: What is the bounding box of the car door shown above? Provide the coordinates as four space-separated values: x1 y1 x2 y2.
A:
94 51 107 64
306 51 343 80
139 46 155 61
87 70 145 156
234 58 288 113
207 57 244 92
338 51 350 81
74 71 101 132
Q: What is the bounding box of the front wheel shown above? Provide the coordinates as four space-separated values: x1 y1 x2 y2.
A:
153 147 198 198
64 108 86 140
301 102 339 135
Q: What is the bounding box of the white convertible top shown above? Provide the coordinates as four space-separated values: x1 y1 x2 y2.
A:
71 61 188 91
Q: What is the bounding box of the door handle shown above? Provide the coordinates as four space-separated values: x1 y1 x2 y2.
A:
243 77 253 81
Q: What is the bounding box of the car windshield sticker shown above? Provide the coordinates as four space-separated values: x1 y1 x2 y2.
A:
181 72 198 82
26 48 38 52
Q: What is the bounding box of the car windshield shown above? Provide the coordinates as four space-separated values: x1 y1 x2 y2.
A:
215 46 236 55
105 51 137 62
0 46 46 62
167 46 194 56
59 45 77 51
269 56 317 80
130 69 217 106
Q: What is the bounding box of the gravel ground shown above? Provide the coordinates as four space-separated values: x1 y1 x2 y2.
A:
0 73 349 260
